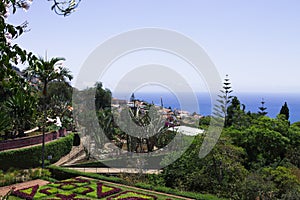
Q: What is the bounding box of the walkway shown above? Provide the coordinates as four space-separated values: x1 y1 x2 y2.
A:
65 167 162 174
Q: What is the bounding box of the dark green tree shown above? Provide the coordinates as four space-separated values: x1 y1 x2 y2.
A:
47 81 73 128
280 102 290 120
213 74 233 127
94 82 112 110
226 96 246 127
258 98 267 116
48 81 72 103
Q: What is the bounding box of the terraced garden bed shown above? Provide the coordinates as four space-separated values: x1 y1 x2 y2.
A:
10 177 180 200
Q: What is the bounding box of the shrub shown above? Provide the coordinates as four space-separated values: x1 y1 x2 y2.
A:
0 133 74 171
0 168 51 187
47 165 126 184
134 182 224 200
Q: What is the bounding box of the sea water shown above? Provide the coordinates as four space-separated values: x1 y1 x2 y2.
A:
114 92 300 123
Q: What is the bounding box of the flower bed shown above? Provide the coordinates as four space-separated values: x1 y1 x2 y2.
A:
97 182 121 198
12 185 39 199
12 177 161 200
107 191 158 200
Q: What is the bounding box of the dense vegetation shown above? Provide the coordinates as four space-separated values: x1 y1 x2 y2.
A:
0 1 75 140
80 76 300 199
158 78 300 199
0 133 74 171
1 1 300 200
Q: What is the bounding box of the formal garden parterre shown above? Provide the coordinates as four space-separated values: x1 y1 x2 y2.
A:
11 177 166 200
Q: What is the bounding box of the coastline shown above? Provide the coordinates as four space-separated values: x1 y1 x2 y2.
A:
113 92 300 123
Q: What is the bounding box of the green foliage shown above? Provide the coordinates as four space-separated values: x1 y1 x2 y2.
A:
0 168 51 187
0 107 11 135
285 131 300 167
198 115 211 130
162 135 247 198
94 82 112 110
243 126 289 167
24 57 73 96
262 166 300 196
47 81 72 103
155 130 175 149
134 182 225 200
240 172 277 200
47 165 126 184
4 91 37 137
145 174 165 187
280 101 290 120
0 1 75 138
227 115 292 169
47 81 74 129
0 1 40 137
0 133 74 171
226 96 247 128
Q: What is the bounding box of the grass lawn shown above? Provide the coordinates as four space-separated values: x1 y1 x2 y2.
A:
9 177 183 200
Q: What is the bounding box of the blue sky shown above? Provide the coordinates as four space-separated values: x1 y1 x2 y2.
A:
7 0 300 93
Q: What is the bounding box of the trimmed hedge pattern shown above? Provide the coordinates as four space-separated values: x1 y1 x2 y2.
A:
47 166 225 200
0 133 74 171
12 177 160 200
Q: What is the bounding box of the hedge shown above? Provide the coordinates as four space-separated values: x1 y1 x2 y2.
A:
47 166 226 200
47 165 126 184
134 182 226 200
66 154 167 169
0 133 74 171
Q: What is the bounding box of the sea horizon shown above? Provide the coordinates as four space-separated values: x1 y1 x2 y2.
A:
113 92 300 123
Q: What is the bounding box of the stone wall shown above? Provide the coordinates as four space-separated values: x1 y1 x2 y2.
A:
0 129 67 151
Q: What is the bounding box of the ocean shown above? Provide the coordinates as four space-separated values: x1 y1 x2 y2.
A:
114 92 300 123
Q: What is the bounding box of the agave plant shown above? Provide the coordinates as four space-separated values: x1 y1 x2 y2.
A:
0 107 11 139
4 90 37 137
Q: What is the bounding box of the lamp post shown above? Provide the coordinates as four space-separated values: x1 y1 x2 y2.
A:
41 96 46 169
42 94 47 169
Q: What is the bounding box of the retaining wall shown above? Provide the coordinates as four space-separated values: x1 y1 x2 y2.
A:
0 129 67 151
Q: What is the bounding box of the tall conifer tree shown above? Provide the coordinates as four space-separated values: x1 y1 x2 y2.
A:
279 102 290 120
214 74 233 126
258 98 267 116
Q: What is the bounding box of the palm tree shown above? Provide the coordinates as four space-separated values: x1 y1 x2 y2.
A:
24 57 73 97
24 56 73 168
